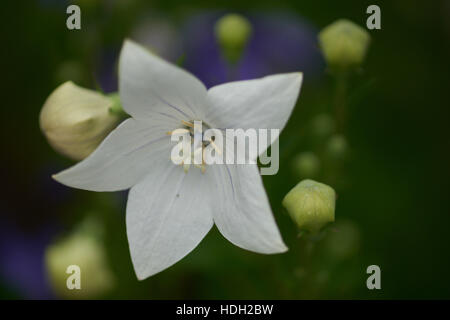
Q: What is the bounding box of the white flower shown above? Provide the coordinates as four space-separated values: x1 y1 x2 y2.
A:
53 40 303 280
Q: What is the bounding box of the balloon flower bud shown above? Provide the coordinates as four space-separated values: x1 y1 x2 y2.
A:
215 14 252 64
282 179 336 233
45 219 115 299
318 19 370 72
292 152 320 179
40 81 124 160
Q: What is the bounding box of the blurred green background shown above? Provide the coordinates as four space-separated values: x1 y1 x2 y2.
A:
1 0 450 299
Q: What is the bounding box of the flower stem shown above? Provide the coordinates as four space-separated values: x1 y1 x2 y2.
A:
108 93 128 119
333 73 349 133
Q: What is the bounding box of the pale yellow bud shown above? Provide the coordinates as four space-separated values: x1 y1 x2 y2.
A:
282 179 336 233
40 81 122 160
45 229 115 299
319 19 370 71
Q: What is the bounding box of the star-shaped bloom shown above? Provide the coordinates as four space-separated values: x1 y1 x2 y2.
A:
53 40 303 280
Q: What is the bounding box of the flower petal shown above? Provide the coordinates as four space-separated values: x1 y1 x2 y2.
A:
211 164 288 254
206 72 302 135
53 118 172 192
127 162 214 279
119 40 208 121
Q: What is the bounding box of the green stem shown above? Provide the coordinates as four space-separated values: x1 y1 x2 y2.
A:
107 93 128 119
334 73 349 133
226 61 239 82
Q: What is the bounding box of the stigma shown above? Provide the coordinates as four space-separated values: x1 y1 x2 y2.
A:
168 120 214 174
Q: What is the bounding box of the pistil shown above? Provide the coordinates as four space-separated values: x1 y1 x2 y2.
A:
169 120 211 174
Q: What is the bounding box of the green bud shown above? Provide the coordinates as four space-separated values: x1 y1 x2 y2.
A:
311 113 335 138
326 134 348 160
282 179 336 233
318 19 370 72
40 81 124 160
215 14 252 64
292 152 320 179
45 222 115 299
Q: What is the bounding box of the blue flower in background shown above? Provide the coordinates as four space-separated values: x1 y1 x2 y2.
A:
0 222 57 299
0 166 68 299
96 11 321 92
183 11 322 87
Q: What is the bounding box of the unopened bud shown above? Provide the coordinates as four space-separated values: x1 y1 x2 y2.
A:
319 19 370 72
282 179 336 233
40 81 124 160
45 218 115 299
215 14 252 64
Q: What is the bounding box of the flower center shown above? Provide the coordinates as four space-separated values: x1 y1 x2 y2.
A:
168 120 220 173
